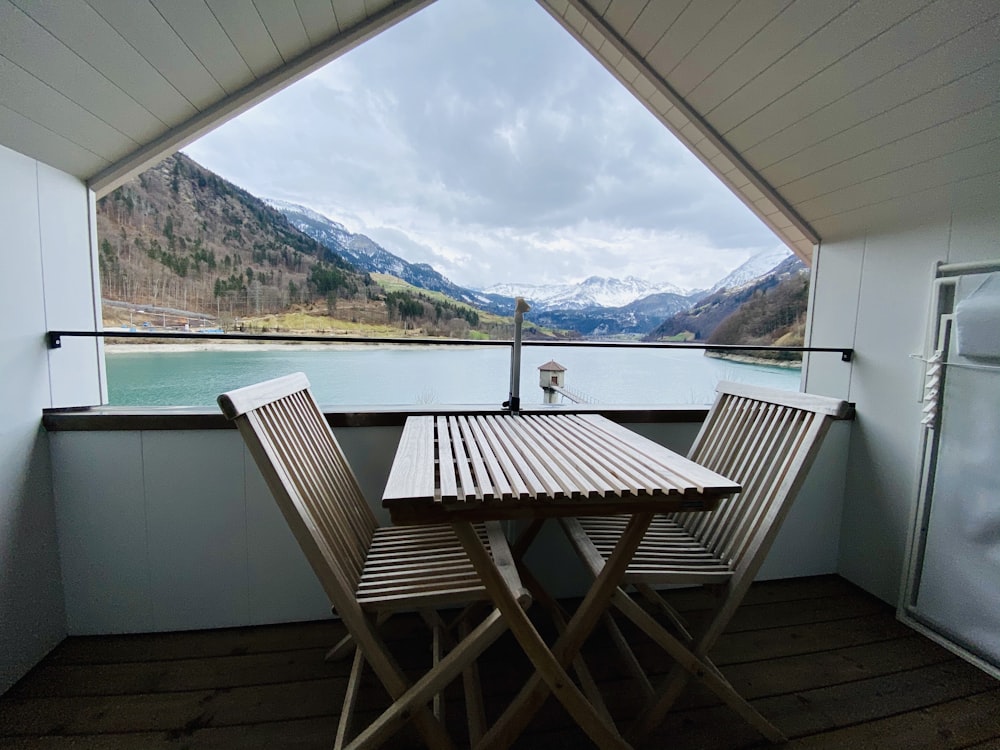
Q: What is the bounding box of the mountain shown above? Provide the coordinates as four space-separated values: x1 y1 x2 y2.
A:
96 154 809 345
706 265 809 361
710 246 794 292
271 200 701 334
95 153 373 323
271 200 805 338
482 276 688 311
645 255 807 344
269 199 513 313
528 291 699 337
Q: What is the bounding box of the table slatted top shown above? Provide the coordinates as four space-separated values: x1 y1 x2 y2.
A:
382 414 740 524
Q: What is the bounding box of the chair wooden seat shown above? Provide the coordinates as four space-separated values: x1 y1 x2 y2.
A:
571 515 733 583
560 381 852 744
218 372 529 750
358 523 499 610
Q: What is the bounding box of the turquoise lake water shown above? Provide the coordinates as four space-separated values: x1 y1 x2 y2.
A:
105 345 801 407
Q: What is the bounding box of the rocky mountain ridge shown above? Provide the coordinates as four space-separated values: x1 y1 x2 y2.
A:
271 200 797 336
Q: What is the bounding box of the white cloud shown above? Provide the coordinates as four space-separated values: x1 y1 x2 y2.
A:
183 0 783 292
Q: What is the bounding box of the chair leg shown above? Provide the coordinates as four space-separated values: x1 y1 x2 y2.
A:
327 612 392 662
514 535 618 725
344 608 509 750
335 646 366 750
458 618 487 745
603 611 654 701
633 583 694 643
613 591 786 745
326 632 355 662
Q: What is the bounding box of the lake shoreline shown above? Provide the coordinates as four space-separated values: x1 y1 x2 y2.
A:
704 351 803 370
104 341 495 353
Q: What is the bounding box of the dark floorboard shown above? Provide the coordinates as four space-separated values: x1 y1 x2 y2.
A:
2 575 998 749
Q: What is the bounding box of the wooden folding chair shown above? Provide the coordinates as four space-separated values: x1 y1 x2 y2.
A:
560 381 851 743
218 373 530 750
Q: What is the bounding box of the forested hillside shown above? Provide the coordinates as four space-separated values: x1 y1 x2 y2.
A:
95 154 553 339
645 256 808 360
706 272 809 361
96 153 372 325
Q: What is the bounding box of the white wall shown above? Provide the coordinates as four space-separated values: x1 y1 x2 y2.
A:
52 416 851 632
51 425 404 634
0 145 104 692
807 173 1000 604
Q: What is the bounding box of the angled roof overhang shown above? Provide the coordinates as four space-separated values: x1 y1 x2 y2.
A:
542 0 1000 259
2 0 998 262
0 0 432 195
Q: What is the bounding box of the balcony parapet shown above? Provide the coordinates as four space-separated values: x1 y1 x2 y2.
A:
41 403 712 431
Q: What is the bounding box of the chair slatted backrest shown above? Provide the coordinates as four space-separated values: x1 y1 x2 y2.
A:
672 382 851 580
218 373 378 610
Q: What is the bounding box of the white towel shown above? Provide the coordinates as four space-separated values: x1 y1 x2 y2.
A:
956 272 1000 360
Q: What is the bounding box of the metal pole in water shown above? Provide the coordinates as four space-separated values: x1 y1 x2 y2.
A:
505 297 531 413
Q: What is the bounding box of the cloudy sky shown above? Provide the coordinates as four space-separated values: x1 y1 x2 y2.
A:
184 0 785 291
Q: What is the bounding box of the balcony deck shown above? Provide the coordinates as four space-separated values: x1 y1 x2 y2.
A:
2 575 998 749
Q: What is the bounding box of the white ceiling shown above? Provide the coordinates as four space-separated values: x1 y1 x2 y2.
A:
0 0 430 192
2 0 998 257
544 0 1000 254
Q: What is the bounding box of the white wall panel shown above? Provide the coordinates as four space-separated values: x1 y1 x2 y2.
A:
757 422 850 580
245 452 330 625
805 237 863 399
51 431 152 634
38 162 104 408
0 144 66 692
48 415 853 634
144 430 250 631
837 221 951 603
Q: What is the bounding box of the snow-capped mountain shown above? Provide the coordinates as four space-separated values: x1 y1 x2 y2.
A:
482 276 688 311
270 198 806 336
710 247 794 293
269 199 498 309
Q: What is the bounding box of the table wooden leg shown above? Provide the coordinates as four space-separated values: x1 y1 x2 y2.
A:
451 522 633 750
455 514 654 749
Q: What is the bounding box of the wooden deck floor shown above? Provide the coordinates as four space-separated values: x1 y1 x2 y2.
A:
2 575 998 749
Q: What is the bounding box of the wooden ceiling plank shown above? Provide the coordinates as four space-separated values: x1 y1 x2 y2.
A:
711 0 931 140
668 0 792 98
85 0 226 111
12 0 196 127
748 11 1000 172
150 0 254 95
764 59 1000 188
686 0 853 116
621 1 684 58
600 0 647 39
548 0 820 253
781 103 1000 205
205 0 281 79
0 1 163 142
733 0 1000 161
0 56 139 160
801 137 1000 223
254 0 312 62
0 102 109 177
296 0 341 46
334 0 367 30
810 169 1000 239
88 0 432 195
645 0 739 80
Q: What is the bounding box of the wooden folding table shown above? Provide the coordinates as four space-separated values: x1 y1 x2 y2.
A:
382 412 740 749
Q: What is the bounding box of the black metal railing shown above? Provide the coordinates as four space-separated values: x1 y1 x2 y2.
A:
47 329 853 361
